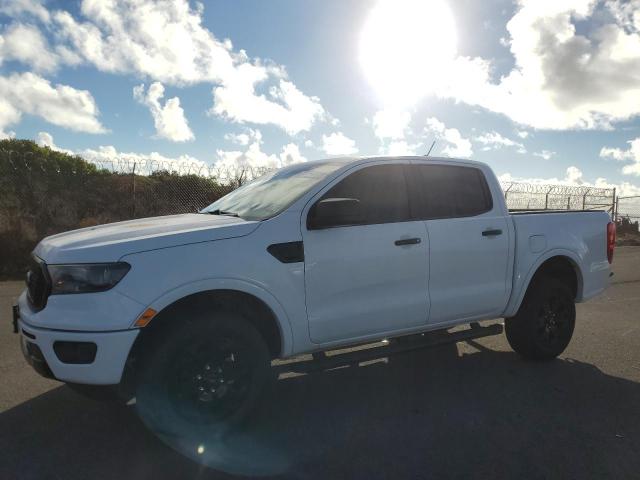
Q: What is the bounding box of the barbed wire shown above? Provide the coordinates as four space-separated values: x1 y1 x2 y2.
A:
0 149 629 216
1 150 617 194
500 181 614 198
1 149 270 184
90 158 271 181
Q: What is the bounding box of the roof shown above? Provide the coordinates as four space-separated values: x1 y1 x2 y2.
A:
320 155 487 169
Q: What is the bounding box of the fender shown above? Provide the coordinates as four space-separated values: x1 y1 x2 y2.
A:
503 248 584 318
135 277 295 356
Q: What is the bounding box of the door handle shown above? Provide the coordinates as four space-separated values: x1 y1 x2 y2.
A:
395 237 421 246
482 229 503 237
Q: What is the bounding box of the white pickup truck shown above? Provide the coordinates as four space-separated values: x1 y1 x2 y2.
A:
14 156 615 433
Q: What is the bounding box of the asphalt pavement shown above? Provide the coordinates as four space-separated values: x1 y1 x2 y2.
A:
1 248 639 479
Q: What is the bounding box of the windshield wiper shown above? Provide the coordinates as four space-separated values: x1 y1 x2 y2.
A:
206 209 240 217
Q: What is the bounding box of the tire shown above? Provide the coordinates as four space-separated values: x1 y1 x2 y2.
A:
135 310 273 436
505 277 576 361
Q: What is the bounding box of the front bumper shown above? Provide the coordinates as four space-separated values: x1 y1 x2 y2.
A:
14 285 145 384
17 317 139 385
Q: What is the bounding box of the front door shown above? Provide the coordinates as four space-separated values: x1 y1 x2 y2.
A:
302 163 430 344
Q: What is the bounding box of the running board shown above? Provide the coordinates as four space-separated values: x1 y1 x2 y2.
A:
273 322 504 375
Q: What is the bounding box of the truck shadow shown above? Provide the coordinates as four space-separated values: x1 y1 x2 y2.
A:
1 342 639 480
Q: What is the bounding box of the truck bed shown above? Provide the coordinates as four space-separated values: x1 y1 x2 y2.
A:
504 209 611 317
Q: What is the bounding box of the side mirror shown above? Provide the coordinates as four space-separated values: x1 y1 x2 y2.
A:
307 198 363 230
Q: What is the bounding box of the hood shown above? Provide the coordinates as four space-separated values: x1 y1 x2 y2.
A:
34 213 260 264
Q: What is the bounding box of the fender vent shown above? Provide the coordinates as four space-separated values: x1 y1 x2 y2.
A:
267 241 304 263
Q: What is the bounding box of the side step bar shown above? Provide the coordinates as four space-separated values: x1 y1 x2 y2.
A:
274 322 503 375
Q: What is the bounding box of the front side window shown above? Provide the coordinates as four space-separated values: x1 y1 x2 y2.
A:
201 160 345 221
408 164 493 220
308 164 410 228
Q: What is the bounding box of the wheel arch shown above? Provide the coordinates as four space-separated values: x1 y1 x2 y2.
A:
128 279 294 360
506 250 584 317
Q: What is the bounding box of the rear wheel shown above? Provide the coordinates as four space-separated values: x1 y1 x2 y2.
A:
505 277 576 361
135 310 273 435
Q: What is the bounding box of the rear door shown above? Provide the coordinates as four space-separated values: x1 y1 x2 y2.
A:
302 163 430 344
406 163 510 324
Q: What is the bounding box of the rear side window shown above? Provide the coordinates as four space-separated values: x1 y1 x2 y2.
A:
313 164 410 227
408 164 493 220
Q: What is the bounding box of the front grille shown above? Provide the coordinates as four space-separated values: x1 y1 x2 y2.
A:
26 256 51 311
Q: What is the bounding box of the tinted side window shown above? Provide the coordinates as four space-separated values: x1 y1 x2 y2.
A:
313 164 410 227
408 164 493 219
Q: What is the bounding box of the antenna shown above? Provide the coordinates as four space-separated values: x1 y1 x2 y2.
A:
425 140 436 156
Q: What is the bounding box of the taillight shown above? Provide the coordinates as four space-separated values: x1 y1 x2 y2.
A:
607 222 616 264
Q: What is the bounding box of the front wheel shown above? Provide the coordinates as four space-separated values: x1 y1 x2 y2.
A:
505 277 576 361
135 311 273 436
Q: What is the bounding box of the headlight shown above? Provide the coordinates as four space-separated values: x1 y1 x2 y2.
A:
48 263 131 294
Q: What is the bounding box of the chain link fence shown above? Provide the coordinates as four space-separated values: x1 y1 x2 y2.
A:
615 196 640 241
501 181 616 213
92 159 268 217
0 146 636 276
615 196 640 221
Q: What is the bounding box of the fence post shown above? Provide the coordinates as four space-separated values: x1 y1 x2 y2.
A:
612 188 617 221
132 162 137 218
504 184 513 200
545 186 553 210
567 195 571 210
582 188 591 210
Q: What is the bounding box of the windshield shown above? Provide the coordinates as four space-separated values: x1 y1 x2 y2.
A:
201 160 347 220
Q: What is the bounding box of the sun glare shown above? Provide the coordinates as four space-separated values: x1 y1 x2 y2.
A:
359 0 457 107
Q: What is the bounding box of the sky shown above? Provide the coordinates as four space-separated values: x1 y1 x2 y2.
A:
1 0 640 195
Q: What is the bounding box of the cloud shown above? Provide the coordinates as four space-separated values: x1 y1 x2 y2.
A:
600 137 640 175
0 23 59 72
45 0 325 135
533 150 556 160
474 131 526 153
606 0 640 33
0 128 15 140
35 131 55 148
424 117 472 157
516 130 529 139
371 108 424 155
0 0 50 23
0 97 20 139
385 140 421 156
52 1 235 84
321 132 358 156
372 108 411 139
224 128 261 146
215 127 306 172
211 77 325 135
565 165 583 184
0 72 106 134
35 131 73 154
436 0 640 130
215 139 307 172
279 143 307 166
133 82 194 142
